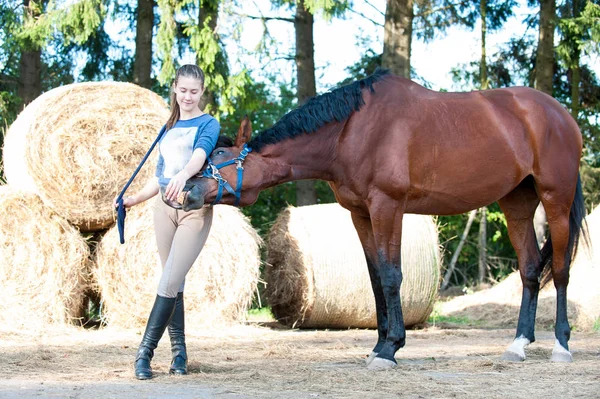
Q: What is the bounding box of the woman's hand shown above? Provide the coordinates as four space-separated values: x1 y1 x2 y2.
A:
113 195 137 209
165 170 191 202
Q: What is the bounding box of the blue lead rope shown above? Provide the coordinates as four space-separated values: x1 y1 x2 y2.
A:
115 126 166 244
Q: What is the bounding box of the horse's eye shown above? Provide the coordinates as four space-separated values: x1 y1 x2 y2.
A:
216 150 225 155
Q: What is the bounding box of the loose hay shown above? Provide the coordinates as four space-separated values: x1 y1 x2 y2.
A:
2 82 169 232
265 204 441 329
94 200 262 329
0 186 90 331
440 206 600 331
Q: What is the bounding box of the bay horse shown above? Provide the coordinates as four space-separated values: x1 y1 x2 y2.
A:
181 69 588 369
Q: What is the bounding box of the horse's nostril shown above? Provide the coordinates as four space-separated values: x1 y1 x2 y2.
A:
183 185 205 211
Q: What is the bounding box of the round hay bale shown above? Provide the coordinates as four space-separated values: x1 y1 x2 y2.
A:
265 203 441 329
2 82 169 232
0 186 90 331
94 200 262 329
439 206 600 331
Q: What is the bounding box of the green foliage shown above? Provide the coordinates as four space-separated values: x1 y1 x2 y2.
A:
414 0 478 41
156 0 252 117
17 0 105 48
580 161 600 212
156 0 177 84
438 203 516 287
303 0 350 19
0 0 118 129
0 92 21 132
556 1 600 69
428 305 477 326
246 307 275 321
270 0 351 19
337 48 382 86
220 77 296 135
1 2 25 129
413 0 515 42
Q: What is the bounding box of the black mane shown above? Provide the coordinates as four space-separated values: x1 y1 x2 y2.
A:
248 68 390 152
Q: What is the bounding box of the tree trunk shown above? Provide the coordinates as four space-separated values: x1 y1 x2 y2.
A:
478 207 487 284
480 0 488 89
198 0 219 113
133 0 154 89
571 58 580 119
569 0 582 119
18 0 42 106
295 0 317 206
535 0 555 95
382 0 413 78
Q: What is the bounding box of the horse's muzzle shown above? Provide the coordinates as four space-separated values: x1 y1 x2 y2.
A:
160 184 205 211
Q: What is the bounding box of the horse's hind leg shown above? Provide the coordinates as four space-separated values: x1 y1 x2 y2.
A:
539 192 576 362
497 178 542 361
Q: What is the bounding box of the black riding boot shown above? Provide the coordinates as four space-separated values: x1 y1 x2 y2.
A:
168 292 188 375
135 295 177 380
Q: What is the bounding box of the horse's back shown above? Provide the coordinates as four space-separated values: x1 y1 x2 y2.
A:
367 76 581 154
349 75 583 214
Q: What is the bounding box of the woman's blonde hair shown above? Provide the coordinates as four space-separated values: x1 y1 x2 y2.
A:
166 64 205 130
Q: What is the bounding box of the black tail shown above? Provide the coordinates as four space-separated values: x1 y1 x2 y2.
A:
540 174 590 287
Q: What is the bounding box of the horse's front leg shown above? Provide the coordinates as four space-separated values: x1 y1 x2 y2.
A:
350 214 387 366
369 254 405 370
355 202 407 370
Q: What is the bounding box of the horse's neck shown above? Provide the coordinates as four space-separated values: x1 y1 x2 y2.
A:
257 126 338 186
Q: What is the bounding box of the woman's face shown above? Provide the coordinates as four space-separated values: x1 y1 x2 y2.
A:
175 76 204 116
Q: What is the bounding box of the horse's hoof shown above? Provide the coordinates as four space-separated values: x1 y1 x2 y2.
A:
501 350 525 362
502 336 529 362
551 340 573 363
365 351 378 366
551 351 573 363
367 357 397 370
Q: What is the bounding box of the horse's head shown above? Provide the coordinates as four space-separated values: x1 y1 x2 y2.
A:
178 116 261 210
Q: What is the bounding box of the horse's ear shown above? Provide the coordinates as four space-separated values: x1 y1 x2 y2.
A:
235 115 252 147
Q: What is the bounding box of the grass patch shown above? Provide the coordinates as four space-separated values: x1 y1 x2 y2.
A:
428 313 473 326
593 317 600 332
246 307 275 322
427 302 480 327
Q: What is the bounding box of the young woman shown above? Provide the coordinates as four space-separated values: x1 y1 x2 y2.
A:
117 64 219 380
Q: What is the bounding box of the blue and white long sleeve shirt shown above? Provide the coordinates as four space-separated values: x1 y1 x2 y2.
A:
155 114 220 188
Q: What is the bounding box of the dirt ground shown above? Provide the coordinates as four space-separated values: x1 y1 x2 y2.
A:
0 321 599 399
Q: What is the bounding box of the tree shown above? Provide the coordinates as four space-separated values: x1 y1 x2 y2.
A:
557 0 600 119
18 0 47 106
382 0 413 78
0 2 23 129
156 0 249 117
535 0 556 94
197 0 221 112
133 0 155 89
294 0 318 205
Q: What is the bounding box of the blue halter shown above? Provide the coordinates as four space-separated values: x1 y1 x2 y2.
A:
201 144 252 206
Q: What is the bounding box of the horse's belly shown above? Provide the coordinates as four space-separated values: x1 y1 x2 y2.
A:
405 173 527 215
